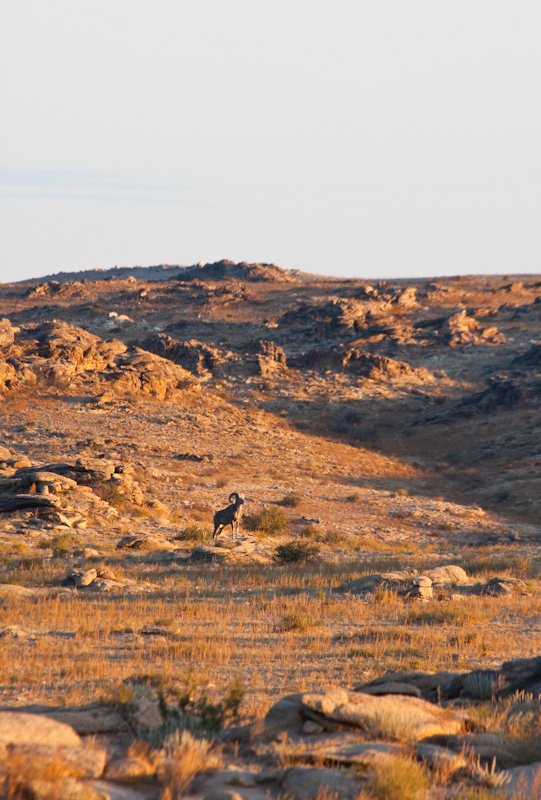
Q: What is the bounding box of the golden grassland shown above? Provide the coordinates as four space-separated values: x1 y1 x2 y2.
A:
1 548 540 721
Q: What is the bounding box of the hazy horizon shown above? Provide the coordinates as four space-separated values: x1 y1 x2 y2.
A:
1 1 540 284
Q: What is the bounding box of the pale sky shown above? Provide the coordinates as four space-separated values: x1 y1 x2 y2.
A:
1 0 540 283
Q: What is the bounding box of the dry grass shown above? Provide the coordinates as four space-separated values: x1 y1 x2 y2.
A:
0 553 539 717
160 730 222 799
366 755 430 800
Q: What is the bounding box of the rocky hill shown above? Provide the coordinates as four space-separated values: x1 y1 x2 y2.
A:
0 262 540 798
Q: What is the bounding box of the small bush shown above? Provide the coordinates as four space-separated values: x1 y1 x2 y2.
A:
366 755 429 800
51 533 78 557
300 524 323 539
175 525 209 543
345 493 359 502
140 675 245 749
278 493 302 508
274 540 320 564
279 613 322 632
244 506 288 535
91 478 130 509
462 671 498 700
161 730 222 798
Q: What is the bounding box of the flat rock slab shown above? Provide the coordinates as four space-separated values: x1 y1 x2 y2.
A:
1 704 129 736
89 781 149 800
502 761 541 799
4 743 107 779
354 669 466 701
285 733 408 767
301 689 465 740
0 711 82 747
281 766 365 800
356 681 422 698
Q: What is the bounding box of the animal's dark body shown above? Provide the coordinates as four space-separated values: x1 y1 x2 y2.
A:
213 492 245 541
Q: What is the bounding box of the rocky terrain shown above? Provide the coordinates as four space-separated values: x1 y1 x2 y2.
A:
0 261 540 798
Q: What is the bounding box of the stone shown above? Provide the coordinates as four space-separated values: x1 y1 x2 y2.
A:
481 576 525 596
421 565 469 585
0 584 38 598
63 568 98 588
190 545 233 563
15 704 130 736
84 579 128 593
302 720 324 735
4 743 106 779
424 732 539 769
89 781 148 800
281 766 364 800
244 694 304 741
0 712 82 747
128 699 163 733
0 318 17 347
501 761 541 799
301 689 465 740
203 792 244 800
406 585 434 600
357 681 422 698
415 742 467 773
411 576 432 587
355 670 466 701
340 571 411 594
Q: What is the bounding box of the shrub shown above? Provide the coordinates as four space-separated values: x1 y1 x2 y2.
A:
366 755 429 800
244 506 288 535
144 675 245 746
51 533 78 557
175 525 209 543
274 540 320 564
161 730 222 798
300 524 323 539
278 493 302 507
279 613 322 632
462 672 498 700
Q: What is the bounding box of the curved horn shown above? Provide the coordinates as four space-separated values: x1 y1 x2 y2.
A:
229 492 239 503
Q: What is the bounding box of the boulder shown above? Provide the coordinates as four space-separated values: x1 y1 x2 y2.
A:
501 761 541 799
0 712 82 747
354 670 466 701
357 682 422 698
442 310 505 347
62 569 98 588
140 334 228 376
0 318 17 347
190 546 234 563
281 766 364 800
0 584 38 598
406 585 434 600
425 732 540 769
340 571 411 594
421 565 469 585
2 743 106 779
301 689 465 740
481 576 525 596
9 704 130 736
415 743 467 773
89 781 148 800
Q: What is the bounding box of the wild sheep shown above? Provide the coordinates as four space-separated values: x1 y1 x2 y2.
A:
213 492 245 541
